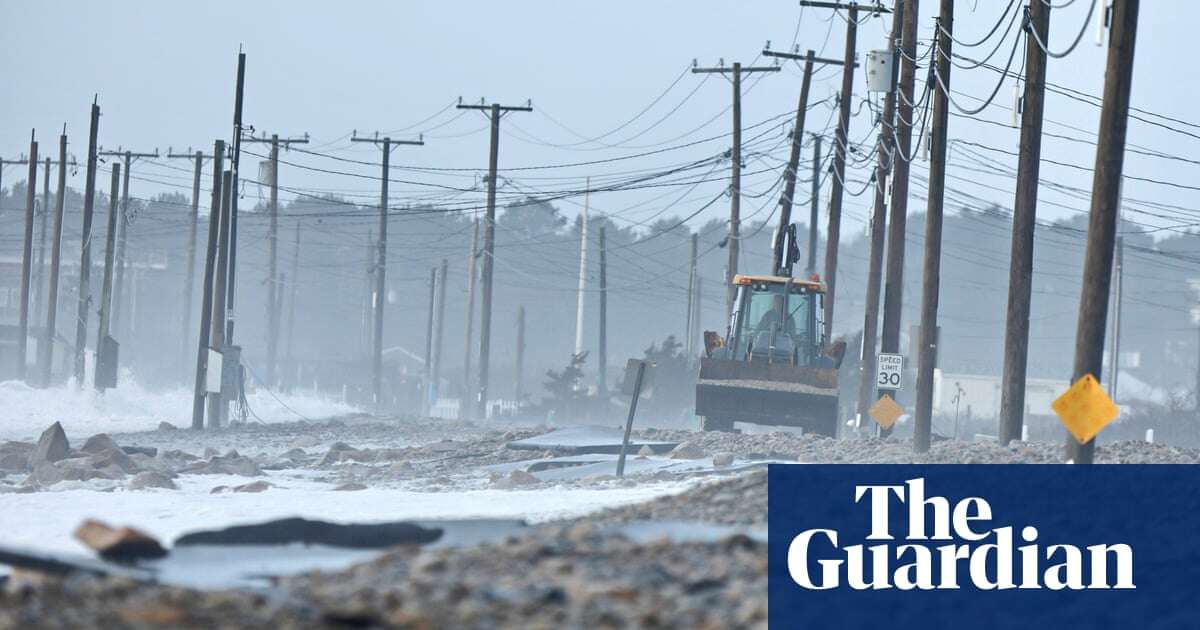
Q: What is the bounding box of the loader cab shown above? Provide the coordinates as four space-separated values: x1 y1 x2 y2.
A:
723 275 825 366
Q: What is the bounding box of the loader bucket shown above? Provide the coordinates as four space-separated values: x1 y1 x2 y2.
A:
695 357 839 436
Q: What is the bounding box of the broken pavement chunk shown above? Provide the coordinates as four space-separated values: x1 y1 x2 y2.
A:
72 519 168 563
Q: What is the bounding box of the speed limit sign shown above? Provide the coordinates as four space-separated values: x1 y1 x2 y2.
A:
877 353 904 390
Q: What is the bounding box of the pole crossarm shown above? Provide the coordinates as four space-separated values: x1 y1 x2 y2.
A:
799 1 891 13
763 49 859 67
691 66 780 74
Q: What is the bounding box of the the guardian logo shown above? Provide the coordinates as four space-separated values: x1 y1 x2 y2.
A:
787 478 1136 591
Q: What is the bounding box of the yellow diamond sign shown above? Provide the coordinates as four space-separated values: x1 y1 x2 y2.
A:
1052 373 1120 444
869 394 904 428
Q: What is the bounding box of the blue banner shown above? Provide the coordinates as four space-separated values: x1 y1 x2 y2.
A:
768 464 1200 629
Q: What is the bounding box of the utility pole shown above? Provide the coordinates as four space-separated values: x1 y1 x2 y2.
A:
763 48 849 276
95 163 121 390
97 148 159 341
857 0 905 430
999 0 1052 445
808 135 822 274
1067 0 1140 465
432 258 448 405
244 132 308 387
286 220 300 391
798 1 888 330
350 132 424 412
16 131 38 380
462 217 479 414
192 141 224 430
166 147 216 374
225 52 246 351
913 0 954 454
1108 235 1124 398
423 266 437 416
685 232 698 357
33 157 50 325
598 224 608 395
207 170 233 428
880 0 920 387
515 305 526 409
74 101 100 385
574 178 590 358
691 60 779 315
456 99 533 420
40 130 69 386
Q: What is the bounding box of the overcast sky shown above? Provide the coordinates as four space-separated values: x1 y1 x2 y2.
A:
1 1 1195 239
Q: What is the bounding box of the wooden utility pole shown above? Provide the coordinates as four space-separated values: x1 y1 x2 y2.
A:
1067 0 1140 465
33 157 50 325
685 232 698 357
39 131 69 386
598 225 608 395
880 0 920 380
74 101 100 385
691 60 779 315
913 0 954 454
432 258 448 404
192 141 225 429
285 220 300 391
462 217 479 413
762 48 846 277
225 52 246 350
350 132 424 412
95 163 120 391
857 0 905 430
515 305 526 408
796 0 890 330
207 170 233 428
95 148 158 340
166 148 215 373
808 135 822 274
574 179 590 358
1108 235 1124 398
999 0 1052 445
456 99 533 420
16 131 38 380
423 266 437 416
245 133 307 387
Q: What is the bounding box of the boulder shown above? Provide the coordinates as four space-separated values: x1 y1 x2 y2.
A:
333 482 368 492
636 445 655 459
128 471 178 490
158 421 179 431
73 519 167 562
668 441 706 460
185 453 262 476
80 434 120 454
88 448 140 475
0 442 34 472
121 446 157 457
29 422 70 466
509 469 540 486
712 453 735 467
233 480 272 493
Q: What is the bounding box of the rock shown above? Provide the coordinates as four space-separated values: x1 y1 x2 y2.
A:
280 448 308 460
185 453 263 476
159 449 199 462
88 448 139 474
327 442 356 453
636 445 654 459
233 480 272 493
29 422 70 466
0 451 31 473
509 470 540 486
289 435 320 449
668 441 705 460
128 471 177 490
158 421 179 431
334 483 368 492
72 519 167 562
121 446 158 457
25 462 64 487
713 453 735 467
210 485 230 494
321 444 372 465
80 434 120 454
